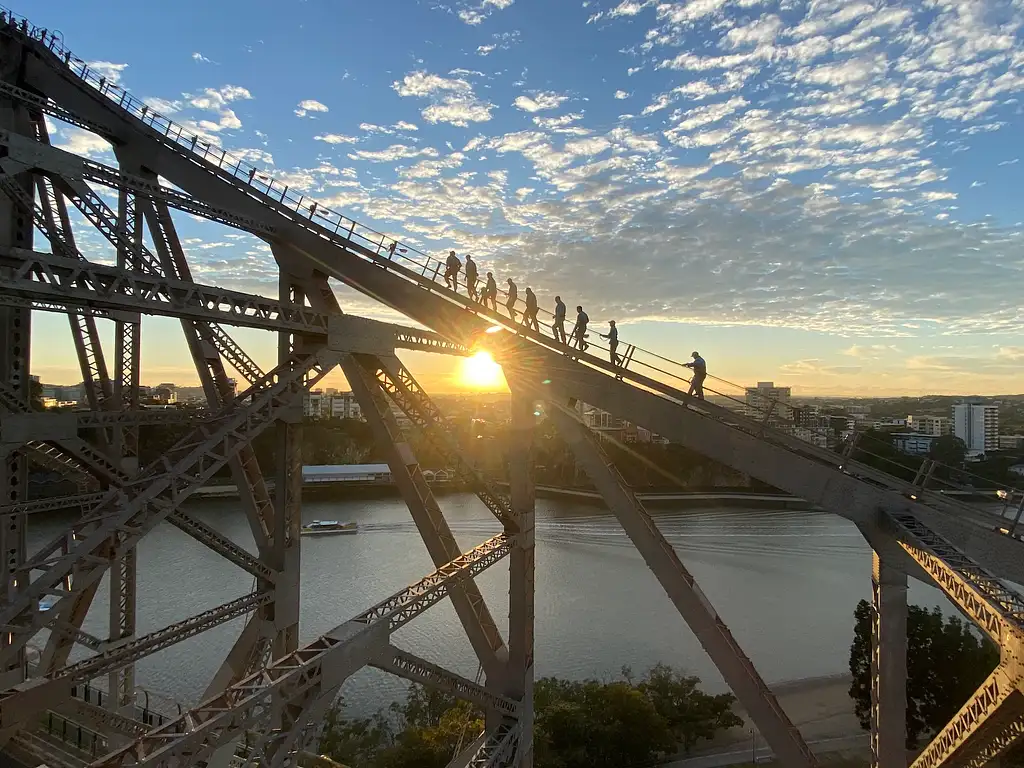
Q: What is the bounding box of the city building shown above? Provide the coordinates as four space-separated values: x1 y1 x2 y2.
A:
302 464 392 484
873 418 907 430
998 435 1024 451
151 383 177 404
579 404 666 444
744 382 791 422
790 406 834 448
37 382 84 403
952 403 999 457
892 432 940 456
907 415 950 436
303 390 365 421
328 391 362 420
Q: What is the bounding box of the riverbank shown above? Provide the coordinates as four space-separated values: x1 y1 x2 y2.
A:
678 673 864 761
189 481 816 509
513 483 814 510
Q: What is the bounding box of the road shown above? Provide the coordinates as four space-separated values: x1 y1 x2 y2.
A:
661 734 869 768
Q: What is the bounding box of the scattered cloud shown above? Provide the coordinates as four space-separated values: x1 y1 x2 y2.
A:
187 85 252 111
477 29 520 55
454 0 515 25
348 144 440 163
54 128 113 159
513 91 569 112
314 133 359 144
393 70 495 127
295 99 329 117
85 61 127 85
61 0 1024 395
191 52 214 64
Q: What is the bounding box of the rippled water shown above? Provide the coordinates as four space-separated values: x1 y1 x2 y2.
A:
27 494 950 716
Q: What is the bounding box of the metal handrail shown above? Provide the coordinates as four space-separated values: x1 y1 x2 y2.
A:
4 6 1018 524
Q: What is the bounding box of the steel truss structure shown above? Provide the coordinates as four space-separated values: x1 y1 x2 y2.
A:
0 12 1022 768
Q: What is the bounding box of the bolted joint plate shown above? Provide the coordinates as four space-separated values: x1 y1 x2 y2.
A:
327 315 396 356
1003 634 1024 688
1 412 78 445
320 620 391 691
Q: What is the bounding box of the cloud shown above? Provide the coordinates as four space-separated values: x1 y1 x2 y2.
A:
348 144 439 163
393 70 495 127
359 122 419 136
191 52 214 64
54 128 113 159
295 99 329 117
513 91 569 112
454 0 515 25
842 345 899 359
85 61 127 85
126 0 1024 374
399 153 466 179
314 133 359 144
393 72 471 98
477 29 520 56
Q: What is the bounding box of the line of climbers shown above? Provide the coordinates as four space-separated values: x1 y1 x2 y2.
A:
436 250 707 400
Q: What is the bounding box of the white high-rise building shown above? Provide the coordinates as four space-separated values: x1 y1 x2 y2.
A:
744 381 791 421
952 404 999 457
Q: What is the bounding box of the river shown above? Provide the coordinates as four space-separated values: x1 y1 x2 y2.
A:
28 494 950 718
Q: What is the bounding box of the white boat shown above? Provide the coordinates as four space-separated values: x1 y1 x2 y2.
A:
300 520 358 536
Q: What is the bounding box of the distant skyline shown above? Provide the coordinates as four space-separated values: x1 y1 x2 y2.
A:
24 0 1024 396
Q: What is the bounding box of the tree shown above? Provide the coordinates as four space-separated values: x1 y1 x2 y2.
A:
29 377 44 411
317 704 392 766
928 434 968 470
533 677 676 768
320 666 741 768
851 429 922 482
849 599 999 748
636 663 742 753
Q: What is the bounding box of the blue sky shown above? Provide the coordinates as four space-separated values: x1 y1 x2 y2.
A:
27 0 1024 395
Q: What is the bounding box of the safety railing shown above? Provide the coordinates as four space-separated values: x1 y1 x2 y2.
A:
39 709 106 757
5 6 1019 528
24 647 176 729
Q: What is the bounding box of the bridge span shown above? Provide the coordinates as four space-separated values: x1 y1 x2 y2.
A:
0 10 1022 768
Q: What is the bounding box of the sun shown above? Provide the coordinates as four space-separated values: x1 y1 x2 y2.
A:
460 351 506 390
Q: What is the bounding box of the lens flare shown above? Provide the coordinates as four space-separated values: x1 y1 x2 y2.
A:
460 351 505 390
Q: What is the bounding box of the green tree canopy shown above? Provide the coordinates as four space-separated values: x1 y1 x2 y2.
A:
320 665 742 768
849 599 999 749
928 434 968 471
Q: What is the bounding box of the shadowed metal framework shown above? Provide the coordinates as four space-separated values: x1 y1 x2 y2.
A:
0 11 1023 768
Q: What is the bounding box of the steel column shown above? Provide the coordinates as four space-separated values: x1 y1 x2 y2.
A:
544 395 818 768
0 87 32 691
107 180 142 721
272 277 304 659
506 388 535 767
871 549 908 768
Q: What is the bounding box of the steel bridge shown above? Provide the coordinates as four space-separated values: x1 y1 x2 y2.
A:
0 11 1022 768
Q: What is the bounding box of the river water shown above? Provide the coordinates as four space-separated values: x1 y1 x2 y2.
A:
28 495 950 717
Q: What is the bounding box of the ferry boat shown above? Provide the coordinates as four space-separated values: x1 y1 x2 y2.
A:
300 520 358 536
